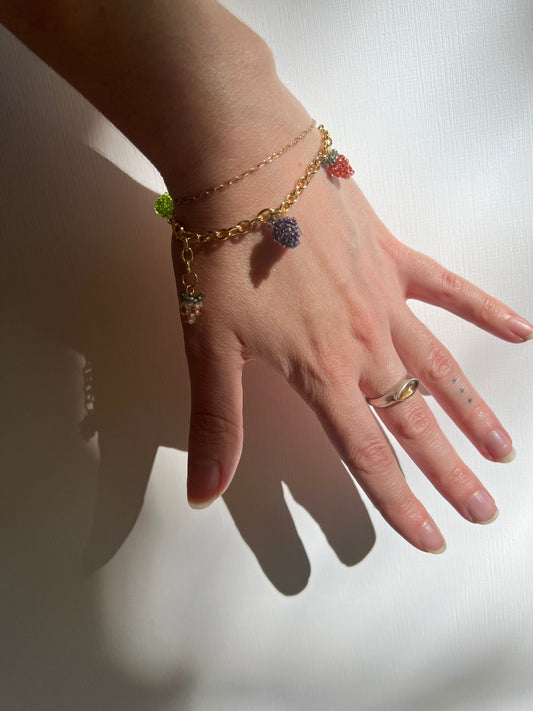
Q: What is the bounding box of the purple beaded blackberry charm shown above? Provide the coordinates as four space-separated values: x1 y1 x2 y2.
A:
271 216 302 248
179 293 204 325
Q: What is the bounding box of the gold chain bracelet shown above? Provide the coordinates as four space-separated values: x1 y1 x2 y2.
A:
155 124 354 324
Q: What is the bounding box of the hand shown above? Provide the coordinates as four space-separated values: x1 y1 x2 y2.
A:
178 141 532 554
7 0 528 553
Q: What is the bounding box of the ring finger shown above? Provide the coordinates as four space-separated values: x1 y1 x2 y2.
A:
361 353 499 526
391 307 515 463
372 387 499 527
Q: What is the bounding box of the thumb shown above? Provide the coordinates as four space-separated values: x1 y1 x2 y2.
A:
186 346 244 509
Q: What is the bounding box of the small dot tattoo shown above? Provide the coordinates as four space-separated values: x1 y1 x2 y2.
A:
451 377 457 383
468 398 473 404
459 387 465 393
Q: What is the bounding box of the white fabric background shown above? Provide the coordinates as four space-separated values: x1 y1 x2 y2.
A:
1 1 532 709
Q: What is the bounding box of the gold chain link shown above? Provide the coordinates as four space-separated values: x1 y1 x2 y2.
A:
174 120 317 206
170 125 332 247
179 237 198 294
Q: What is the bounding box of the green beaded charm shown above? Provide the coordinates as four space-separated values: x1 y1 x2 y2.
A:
154 192 174 221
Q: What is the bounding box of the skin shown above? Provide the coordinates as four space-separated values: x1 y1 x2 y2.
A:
2 0 532 554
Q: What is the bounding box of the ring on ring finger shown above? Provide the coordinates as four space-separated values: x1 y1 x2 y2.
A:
366 375 419 408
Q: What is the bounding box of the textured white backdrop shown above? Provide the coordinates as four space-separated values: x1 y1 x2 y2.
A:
1 1 532 710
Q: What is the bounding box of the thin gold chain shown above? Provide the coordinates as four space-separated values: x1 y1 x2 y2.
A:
174 120 317 206
171 124 331 246
170 124 332 295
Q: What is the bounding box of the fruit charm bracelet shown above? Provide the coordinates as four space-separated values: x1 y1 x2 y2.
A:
154 124 354 325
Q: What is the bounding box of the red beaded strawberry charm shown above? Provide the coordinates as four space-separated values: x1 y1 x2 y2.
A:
323 149 354 179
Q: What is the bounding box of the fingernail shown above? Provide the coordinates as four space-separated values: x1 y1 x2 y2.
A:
486 429 515 462
418 520 447 554
508 316 533 341
188 459 220 509
466 489 499 524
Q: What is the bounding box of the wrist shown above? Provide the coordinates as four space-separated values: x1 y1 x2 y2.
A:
159 68 312 208
2 0 296 201
166 108 319 234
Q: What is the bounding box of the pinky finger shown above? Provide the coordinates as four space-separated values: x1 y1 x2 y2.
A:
402 250 533 343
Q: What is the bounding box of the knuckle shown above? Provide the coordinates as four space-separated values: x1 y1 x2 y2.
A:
378 484 424 525
343 290 389 354
349 308 388 354
469 400 492 428
355 323 385 355
189 410 241 446
393 492 425 523
478 294 500 324
354 436 395 474
439 269 464 300
393 404 436 442
309 337 343 384
422 344 454 385
290 337 354 399
383 235 408 267
444 463 473 497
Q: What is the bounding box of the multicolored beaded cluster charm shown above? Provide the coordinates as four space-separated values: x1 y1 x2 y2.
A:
154 124 354 324
179 292 204 325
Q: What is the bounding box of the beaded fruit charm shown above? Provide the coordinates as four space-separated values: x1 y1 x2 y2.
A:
179 293 204 325
272 216 302 248
154 192 174 221
323 148 354 179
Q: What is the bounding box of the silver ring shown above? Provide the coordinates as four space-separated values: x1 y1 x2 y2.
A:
366 375 419 408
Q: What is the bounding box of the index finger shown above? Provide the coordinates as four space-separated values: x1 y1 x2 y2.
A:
401 251 533 342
